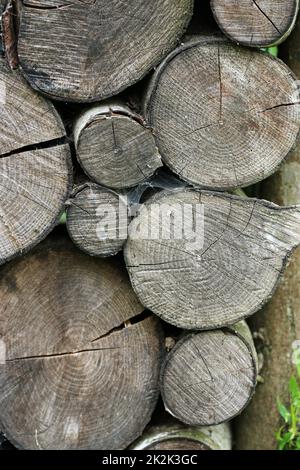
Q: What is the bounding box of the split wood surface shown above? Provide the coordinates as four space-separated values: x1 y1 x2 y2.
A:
0 59 72 266
66 183 129 258
0 239 163 449
125 188 300 330
17 0 193 102
161 322 257 426
211 0 299 47
145 39 300 190
74 103 162 189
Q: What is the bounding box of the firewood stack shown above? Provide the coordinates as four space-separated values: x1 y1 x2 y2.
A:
0 0 300 450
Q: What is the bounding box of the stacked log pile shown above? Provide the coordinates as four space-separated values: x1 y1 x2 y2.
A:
235 10 300 450
0 0 299 450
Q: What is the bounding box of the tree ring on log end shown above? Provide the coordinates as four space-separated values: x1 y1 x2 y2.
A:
66 183 129 257
0 60 72 265
211 0 299 47
146 40 300 190
125 189 300 329
0 241 163 449
17 0 194 102
74 104 162 189
161 326 257 425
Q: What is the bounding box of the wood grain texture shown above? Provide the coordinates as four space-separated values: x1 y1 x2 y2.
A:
0 1 8 57
145 39 300 190
235 14 300 449
17 0 193 102
125 189 300 329
0 239 163 449
66 183 129 257
0 58 72 265
1 0 18 69
160 322 257 426
211 0 299 47
131 419 231 450
74 103 162 189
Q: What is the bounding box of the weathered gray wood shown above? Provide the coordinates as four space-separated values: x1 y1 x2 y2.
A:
145 39 300 190
235 14 300 450
211 0 299 47
17 0 193 102
131 418 232 450
74 103 162 189
0 238 163 449
160 322 257 426
0 58 72 265
66 183 129 257
0 2 6 57
125 188 300 329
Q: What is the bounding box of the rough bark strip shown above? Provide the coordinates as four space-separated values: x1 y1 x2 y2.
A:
0 238 164 449
211 0 299 47
74 103 162 189
1 0 18 68
144 39 300 190
124 188 300 329
17 0 194 102
66 183 129 257
160 322 257 426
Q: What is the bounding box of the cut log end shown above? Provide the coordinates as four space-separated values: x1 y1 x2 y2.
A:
146 40 300 190
66 184 129 258
125 189 300 329
17 0 194 102
131 419 232 450
0 59 72 265
130 413 232 451
211 0 299 47
161 324 257 426
147 439 209 451
0 240 163 449
74 104 162 189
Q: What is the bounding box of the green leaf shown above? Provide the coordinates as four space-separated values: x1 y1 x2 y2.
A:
289 376 300 402
277 399 291 423
278 432 293 450
59 212 67 225
260 46 278 57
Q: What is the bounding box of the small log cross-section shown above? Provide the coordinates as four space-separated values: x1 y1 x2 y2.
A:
17 0 194 102
145 39 300 190
66 183 129 257
211 0 299 47
131 419 232 450
74 103 162 189
0 59 72 265
125 189 300 330
0 240 163 450
160 322 257 426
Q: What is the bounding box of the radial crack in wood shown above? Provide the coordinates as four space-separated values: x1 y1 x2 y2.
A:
160 322 257 426
124 189 300 329
17 0 194 102
74 103 162 189
211 0 299 47
0 59 72 265
145 39 300 190
0 239 163 449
